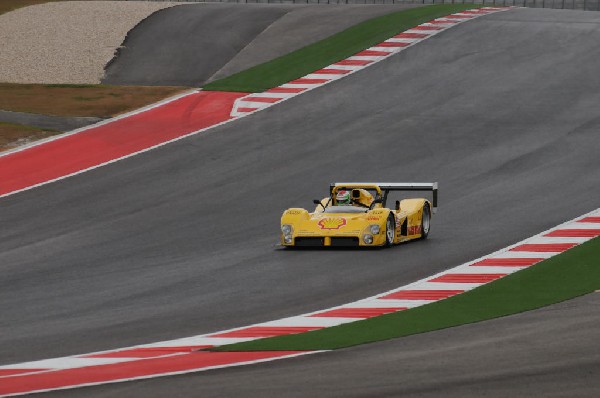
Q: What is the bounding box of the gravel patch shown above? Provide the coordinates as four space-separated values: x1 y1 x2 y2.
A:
0 1 180 84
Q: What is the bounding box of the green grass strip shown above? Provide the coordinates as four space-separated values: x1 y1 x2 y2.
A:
214 236 600 351
203 4 482 93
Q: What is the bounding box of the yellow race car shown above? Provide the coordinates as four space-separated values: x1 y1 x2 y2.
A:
280 182 437 248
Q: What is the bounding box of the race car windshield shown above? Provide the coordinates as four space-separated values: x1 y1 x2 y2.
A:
323 206 367 214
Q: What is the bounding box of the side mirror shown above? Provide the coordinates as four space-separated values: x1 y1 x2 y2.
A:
369 198 383 210
395 200 400 211
313 199 326 211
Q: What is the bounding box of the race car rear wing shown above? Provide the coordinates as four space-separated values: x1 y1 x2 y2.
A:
330 182 438 213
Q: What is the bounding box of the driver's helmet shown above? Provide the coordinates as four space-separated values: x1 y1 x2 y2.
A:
336 190 351 205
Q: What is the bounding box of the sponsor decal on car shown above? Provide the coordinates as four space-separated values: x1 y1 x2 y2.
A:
318 218 347 230
407 225 422 235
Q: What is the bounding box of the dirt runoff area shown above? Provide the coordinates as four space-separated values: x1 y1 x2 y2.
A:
0 1 180 84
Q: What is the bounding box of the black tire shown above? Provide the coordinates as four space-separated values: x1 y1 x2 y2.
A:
385 214 395 247
420 203 431 239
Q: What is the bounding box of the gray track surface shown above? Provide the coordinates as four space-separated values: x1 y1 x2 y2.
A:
102 3 417 86
0 110 103 131
50 293 600 398
1 7 600 396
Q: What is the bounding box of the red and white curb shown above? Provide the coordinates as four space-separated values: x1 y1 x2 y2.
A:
231 7 511 117
1 207 598 396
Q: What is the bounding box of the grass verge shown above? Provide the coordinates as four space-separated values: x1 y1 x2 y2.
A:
203 4 483 93
0 83 187 118
0 121 61 151
214 236 600 351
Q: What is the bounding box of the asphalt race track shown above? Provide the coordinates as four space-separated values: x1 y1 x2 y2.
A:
51 294 600 398
1 7 600 396
103 3 417 86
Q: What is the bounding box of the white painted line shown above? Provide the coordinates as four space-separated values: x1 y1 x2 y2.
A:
490 251 556 259
402 29 436 35
347 56 385 61
259 316 357 328
526 236 590 244
386 38 420 43
235 100 273 105
559 222 600 229
138 336 256 348
323 65 363 71
414 282 483 291
366 46 397 53
369 45 406 52
345 299 433 308
421 22 455 28
278 83 315 89
454 265 528 274
2 357 136 370
241 92 293 99
304 73 343 80
235 101 278 108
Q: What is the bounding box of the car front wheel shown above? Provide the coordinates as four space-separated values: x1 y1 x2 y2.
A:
385 215 395 247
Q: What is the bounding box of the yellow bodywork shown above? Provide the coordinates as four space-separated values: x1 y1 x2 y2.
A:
280 184 432 248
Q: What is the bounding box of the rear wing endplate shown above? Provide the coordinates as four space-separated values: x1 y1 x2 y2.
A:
331 182 438 213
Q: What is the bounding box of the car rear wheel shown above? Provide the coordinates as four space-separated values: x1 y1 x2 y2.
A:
421 203 431 239
385 215 395 247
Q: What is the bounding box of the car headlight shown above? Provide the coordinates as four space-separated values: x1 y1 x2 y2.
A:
281 224 293 235
369 224 380 235
363 234 373 244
